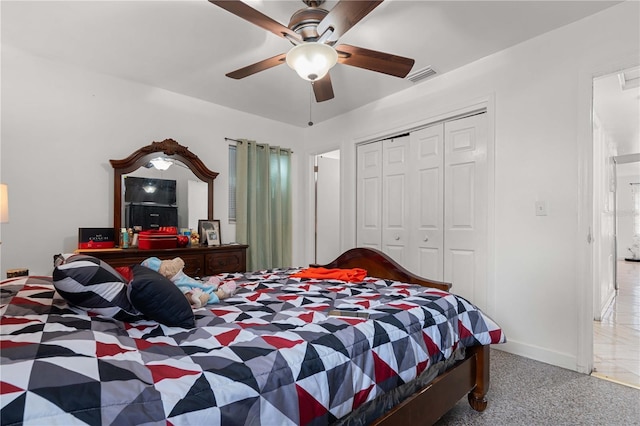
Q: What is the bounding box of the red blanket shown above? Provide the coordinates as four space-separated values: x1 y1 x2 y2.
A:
290 267 367 283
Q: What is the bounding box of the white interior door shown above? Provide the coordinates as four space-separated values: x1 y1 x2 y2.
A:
410 125 445 280
316 155 341 264
356 142 383 249
382 136 411 265
444 113 488 309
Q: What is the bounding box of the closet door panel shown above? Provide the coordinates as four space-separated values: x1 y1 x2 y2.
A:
410 125 444 280
356 142 383 249
444 114 488 309
382 136 410 266
449 249 475 299
450 162 475 228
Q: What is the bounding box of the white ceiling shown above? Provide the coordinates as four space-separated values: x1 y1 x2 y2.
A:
1 0 628 130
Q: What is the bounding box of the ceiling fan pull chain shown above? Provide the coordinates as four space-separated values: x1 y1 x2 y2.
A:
308 83 314 126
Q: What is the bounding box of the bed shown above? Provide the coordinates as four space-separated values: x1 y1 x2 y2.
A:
0 247 504 425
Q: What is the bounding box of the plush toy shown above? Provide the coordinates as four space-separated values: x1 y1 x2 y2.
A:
141 257 236 308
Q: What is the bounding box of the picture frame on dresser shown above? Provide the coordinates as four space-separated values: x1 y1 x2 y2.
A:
198 219 221 246
206 221 221 246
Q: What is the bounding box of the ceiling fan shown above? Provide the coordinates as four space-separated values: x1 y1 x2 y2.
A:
209 0 415 102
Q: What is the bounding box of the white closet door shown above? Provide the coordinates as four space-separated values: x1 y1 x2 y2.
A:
410 125 444 280
382 136 411 265
356 142 383 250
444 113 488 309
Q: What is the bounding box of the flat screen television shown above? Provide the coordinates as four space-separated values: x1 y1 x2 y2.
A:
124 176 176 206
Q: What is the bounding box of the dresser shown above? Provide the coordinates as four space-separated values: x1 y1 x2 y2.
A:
76 245 248 277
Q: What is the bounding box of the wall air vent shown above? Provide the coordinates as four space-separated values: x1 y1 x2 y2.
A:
406 66 437 83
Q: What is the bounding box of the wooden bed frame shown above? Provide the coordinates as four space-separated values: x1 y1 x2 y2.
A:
316 247 490 425
80 245 488 424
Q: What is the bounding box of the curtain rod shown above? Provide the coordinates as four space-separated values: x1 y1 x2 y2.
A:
225 137 293 153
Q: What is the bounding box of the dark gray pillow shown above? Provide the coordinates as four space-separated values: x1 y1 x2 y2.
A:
128 264 195 328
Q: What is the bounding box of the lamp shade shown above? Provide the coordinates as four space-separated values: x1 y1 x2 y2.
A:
0 184 8 223
286 42 338 81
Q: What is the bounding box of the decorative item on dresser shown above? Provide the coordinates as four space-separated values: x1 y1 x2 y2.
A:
75 244 248 277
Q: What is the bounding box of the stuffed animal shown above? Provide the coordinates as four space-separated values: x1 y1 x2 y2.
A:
141 257 236 308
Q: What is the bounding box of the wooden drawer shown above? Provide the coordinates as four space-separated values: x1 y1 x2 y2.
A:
76 245 248 278
177 254 204 277
205 249 246 275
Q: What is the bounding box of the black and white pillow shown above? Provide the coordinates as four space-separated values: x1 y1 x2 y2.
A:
53 254 142 321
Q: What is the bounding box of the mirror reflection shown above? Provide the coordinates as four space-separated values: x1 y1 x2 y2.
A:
121 157 208 231
111 139 217 236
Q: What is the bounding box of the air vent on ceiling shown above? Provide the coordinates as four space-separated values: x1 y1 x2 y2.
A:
406 66 437 83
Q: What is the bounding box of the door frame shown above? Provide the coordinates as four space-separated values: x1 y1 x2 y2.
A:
305 147 343 266
576 57 640 374
314 151 341 264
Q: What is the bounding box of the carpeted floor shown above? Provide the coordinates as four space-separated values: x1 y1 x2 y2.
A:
434 348 640 426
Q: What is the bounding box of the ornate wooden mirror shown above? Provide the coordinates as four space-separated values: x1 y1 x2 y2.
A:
110 138 218 232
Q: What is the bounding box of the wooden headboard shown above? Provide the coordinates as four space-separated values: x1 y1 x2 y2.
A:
314 247 451 292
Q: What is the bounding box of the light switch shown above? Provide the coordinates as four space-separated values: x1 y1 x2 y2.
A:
535 200 547 216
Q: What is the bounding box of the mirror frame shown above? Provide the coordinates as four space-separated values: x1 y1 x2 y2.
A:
110 138 218 232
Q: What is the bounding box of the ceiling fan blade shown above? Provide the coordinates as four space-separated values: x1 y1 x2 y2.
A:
312 74 334 102
226 53 287 79
317 0 383 43
209 0 301 43
336 44 415 78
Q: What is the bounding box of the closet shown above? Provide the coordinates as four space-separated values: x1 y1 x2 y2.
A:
356 112 488 307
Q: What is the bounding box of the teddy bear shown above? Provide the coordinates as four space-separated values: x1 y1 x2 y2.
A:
141 257 237 308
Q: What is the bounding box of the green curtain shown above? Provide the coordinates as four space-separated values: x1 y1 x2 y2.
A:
236 139 292 270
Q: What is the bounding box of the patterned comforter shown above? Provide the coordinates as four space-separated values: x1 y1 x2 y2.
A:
0 270 505 426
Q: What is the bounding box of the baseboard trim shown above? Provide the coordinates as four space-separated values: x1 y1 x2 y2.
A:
495 340 578 372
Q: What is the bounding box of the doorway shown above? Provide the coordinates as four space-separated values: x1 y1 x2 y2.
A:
314 150 341 264
591 67 640 388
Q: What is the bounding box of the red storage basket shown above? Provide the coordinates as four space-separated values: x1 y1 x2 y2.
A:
138 230 178 250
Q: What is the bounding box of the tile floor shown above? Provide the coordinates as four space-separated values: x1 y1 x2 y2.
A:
592 260 640 389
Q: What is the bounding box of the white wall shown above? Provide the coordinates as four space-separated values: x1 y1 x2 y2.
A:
302 2 640 371
0 45 305 277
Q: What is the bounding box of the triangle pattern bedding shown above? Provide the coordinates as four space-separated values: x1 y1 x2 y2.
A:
1 271 505 425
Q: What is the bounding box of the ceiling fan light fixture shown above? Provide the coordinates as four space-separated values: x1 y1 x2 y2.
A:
149 157 172 171
286 42 338 81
